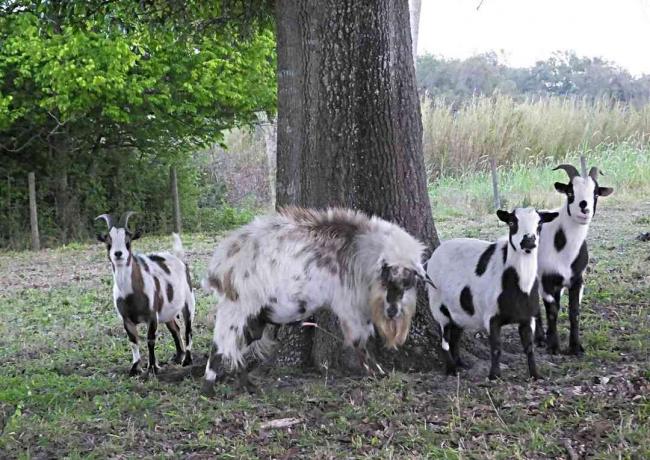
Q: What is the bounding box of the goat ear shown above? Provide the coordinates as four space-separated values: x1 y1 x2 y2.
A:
554 182 569 194
597 186 614 197
97 233 107 243
538 211 559 224
496 209 511 224
132 228 143 240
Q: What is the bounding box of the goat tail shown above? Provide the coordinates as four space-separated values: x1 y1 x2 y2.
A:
171 233 185 261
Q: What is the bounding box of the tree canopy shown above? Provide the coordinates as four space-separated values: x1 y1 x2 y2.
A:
0 0 276 245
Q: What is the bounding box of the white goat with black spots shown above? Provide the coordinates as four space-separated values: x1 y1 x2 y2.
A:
535 164 614 355
96 212 196 376
426 208 558 380
200 207 432 395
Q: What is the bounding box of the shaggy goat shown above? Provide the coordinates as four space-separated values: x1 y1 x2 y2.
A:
200 207 431 395
426 208 558 380
96 212 196 376
535 164 614 355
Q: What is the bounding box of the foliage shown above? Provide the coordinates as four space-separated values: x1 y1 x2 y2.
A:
0 0 276 247
417 51 650 106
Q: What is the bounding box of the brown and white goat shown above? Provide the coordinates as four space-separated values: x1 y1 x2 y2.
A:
96 212 195 376
200 207 432 395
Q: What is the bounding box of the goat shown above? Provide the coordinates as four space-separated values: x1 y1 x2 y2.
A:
96 212 196 376
426 208 558 380
200 207 432 395
535 164 614 355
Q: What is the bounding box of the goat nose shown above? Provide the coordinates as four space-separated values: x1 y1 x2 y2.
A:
387 305 398 319
579 200 588 209
114 251 123 259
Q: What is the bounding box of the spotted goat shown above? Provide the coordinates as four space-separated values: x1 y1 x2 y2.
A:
426 208 558 380
200 207 432 395
535 164 614 355
96 212 196 376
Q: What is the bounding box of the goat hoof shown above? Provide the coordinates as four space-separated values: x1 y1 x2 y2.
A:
171 352 185 365
200 380 216 397
129 361 143 377
182 351 193 367
531 371 544 380
456 358 472 370
445 365 459 376
547 343 560 355
534 336 546 348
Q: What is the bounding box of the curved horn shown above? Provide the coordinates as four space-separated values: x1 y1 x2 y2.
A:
95 213 114 229
553 164 580 181
588 166 602 180
120 211 137 230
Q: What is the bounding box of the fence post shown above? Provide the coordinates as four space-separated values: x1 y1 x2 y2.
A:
490 157 501 210
170 166 181 234
28 172 40 251
579 155 587 177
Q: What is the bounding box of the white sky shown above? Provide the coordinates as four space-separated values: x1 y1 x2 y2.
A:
418 0 650 76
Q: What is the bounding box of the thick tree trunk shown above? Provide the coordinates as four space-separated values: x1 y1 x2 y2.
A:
275 0 440 372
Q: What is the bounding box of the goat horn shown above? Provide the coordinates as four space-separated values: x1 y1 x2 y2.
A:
95 214 114 229
588 166 602 180
120 211 137 230
553 164 580 180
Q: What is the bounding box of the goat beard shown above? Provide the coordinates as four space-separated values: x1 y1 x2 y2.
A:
371 302 415 349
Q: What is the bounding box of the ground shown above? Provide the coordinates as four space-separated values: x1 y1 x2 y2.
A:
0 198 649 459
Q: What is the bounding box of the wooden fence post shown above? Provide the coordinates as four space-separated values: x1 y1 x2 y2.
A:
170 166 181 234
28 172 40 251
490 157 501 210
580 155 587 177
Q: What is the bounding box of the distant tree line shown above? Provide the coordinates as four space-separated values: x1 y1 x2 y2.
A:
416 51 650 106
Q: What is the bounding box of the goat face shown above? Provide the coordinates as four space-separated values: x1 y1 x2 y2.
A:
98 227 142 266
498 208 558 254
553 165 614 225
96 212 142 267
370 263 418 349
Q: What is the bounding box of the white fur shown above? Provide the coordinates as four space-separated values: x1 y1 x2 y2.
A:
203 208 427 371
426 208 544 339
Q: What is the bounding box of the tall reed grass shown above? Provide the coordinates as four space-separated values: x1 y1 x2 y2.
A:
422 94 650 178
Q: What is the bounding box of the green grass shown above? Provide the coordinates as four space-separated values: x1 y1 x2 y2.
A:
1 158 649 458
430 143 650 220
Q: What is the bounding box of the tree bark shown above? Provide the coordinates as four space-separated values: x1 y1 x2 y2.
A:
170 166 182 234
275 0 440 372
28 172 40 251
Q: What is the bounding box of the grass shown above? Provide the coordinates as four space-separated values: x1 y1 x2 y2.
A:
430 143 650 220
421 94 650 177
1 159 649 458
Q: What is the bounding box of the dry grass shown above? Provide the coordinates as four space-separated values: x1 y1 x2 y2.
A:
422 94 650 177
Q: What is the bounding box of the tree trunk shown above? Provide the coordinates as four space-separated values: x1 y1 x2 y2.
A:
409 0 422 66
28 172 40 251
170 166 182 234
275 0 440 372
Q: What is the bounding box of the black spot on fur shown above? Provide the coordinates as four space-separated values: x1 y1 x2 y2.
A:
554 227 567 251
269 296 278 303
475 243 496 276
501 244 508 264
297 299 307 314
542 273 564 295
166 283 174 302
497 267 540 324
137 255 150 273
117 294 151 324
440 304 451 319
460 286 475 315
149 255 171 274
570 241 589 282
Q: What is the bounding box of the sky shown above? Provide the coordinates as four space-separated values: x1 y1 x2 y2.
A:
418 0 650 76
